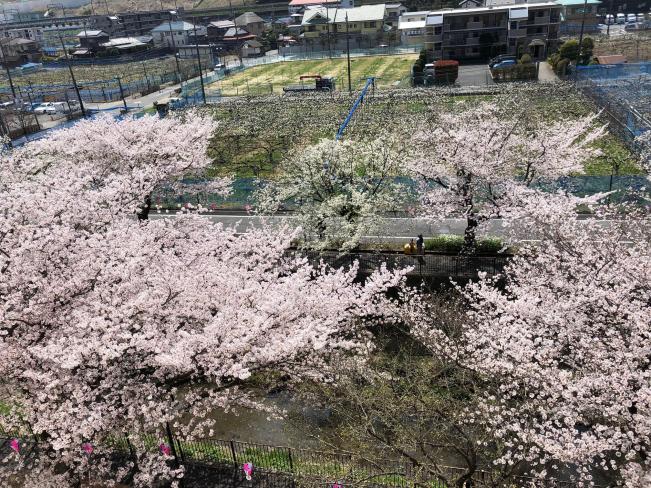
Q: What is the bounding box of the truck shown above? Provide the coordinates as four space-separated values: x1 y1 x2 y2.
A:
283 75 335 93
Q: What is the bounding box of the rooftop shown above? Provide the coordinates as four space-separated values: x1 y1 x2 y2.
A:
303 4 387 24
422 1 558 16
210 20 235 28
77 30 108 37
289 0 339 5
151 21 197 33
100 37 146 49
235 11 265 25
555 0 601 4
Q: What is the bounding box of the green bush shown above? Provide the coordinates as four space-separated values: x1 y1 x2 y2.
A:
559 39 580 61
547 52 561 69
424 235 504 254
555 58 570 76
519 53 533 64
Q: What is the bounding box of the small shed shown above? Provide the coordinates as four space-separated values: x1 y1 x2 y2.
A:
241 39 263 57
595 55 627 65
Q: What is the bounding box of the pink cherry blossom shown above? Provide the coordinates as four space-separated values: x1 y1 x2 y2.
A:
9 439 19 454
159 444 172 457
242 462 253 480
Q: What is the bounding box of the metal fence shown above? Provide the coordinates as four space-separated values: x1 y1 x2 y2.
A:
297 250 509 279
575 62 651 141
0 430 593 488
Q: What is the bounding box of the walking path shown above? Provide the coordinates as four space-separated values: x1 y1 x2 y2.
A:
538 61 559 82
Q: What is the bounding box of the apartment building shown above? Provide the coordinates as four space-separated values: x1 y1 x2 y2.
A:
400 2 561 60
301 4 387 39
557 0 601 34
91 11 178 38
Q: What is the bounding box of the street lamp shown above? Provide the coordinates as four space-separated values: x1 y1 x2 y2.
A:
47 3 87 117
161 1 182 84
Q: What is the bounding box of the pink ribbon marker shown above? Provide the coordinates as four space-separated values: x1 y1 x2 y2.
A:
333 482 343 488
9 438 19 453
82 442 94 455
242 462 253 480
159 443 172 456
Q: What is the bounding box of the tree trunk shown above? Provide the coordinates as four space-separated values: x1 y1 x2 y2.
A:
137 194 152 221
458 171 477 255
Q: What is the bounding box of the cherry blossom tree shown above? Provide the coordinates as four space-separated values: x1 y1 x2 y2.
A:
406 101 607 252
255 137 408 250
0 114 406 486
410 195 651 486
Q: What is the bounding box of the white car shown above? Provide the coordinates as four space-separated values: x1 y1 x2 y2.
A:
34 102 67 115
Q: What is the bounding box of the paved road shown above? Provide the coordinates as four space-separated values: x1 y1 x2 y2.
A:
149 213 646 244
457 64 494 87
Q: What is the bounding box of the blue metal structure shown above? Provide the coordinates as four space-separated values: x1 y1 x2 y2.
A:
335 77 375 141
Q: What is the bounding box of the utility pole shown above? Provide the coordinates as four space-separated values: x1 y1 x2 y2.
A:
326 3 331 58
192 22 206 104
161 0 182 84
116 76 128 111
577 0 588 64
49 4 87 117
346 12 351 93
0 38 16 99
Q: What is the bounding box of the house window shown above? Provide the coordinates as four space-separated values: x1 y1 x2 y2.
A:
510 21 517 29
434 42 441 50
369 21 376 27
434 26 442 34
473 16 480 22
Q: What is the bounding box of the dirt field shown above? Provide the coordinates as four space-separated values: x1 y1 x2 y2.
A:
207 54 418 96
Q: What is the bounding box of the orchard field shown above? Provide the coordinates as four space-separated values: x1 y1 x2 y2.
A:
206 83 645 179
210 54 418 96
0 55 199 89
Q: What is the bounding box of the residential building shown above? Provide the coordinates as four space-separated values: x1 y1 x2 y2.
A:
221 26 257 48
557 0 601 34
385 3 407 26
301 4 387 40
150 21 205 47
234 12 266 36
92 10 179 38
402 2 561 60
207 19 235 41
0 37 41 66
398 11 428 46
77 30 109 50
288 0 341 15
100 36 151 54
241 39 263 57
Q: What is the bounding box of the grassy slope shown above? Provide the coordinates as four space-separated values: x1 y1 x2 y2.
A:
210 54 417 95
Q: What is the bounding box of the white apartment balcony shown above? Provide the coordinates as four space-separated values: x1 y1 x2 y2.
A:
534 15 550 25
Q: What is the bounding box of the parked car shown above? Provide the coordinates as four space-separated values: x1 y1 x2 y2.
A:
492 59 517 69
0 101 15 110
617 13 626 23
489 54 516 68
637 13 646 21
34 102 66 115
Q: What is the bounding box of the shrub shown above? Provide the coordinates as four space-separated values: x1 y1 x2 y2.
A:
519 53 533 64
547 53 561 69
555 58 570 76
424 235 505 254
558 39 580 62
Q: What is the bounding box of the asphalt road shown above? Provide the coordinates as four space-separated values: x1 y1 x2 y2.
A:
149 213 645 244
456 64 495 87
